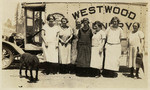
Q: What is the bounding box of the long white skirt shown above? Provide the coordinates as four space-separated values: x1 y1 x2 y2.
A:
58 43 71 64
42 42 58 63
104 43 121 71
90 47 103 69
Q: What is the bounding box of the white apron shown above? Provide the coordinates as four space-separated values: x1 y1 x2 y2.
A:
90 30 106 69
90 47 103 69
59 43 71 64
42 24 60 63
104 43 121 71
42 42 58 63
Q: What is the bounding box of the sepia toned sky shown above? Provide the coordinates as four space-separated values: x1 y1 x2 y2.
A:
2 0 19 25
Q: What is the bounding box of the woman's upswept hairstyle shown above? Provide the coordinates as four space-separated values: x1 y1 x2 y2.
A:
92 21 103 29
47 14 56 21
61 17 69 23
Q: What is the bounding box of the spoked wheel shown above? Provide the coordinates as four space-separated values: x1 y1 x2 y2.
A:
2 46 14 69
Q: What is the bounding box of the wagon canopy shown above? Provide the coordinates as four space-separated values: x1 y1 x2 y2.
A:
22 2 46 11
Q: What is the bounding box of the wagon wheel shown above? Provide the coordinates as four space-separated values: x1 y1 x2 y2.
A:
2 46 14 69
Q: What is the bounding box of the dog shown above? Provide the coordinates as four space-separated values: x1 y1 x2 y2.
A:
19 53 39 82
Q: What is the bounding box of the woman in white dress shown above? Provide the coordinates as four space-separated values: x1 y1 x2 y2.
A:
59 18 73 74
127 22 144 79
103 17 125 78
90 21 106 77
42 14 60 74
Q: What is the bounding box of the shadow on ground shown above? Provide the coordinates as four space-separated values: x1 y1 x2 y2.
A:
4 61 131 74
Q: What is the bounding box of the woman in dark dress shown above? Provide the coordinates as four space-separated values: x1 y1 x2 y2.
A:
76 18 93 76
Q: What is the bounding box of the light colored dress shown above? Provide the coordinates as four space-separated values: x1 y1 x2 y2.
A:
127 30 144 68
90 30 106 69
104 27 124 71
59 27 73 64
42 24 60 63
71 28 79 64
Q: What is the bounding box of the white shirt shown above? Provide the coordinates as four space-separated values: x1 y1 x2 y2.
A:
92 30 106 47
106 27 124 44
42 24 60 43
59 27 73 42
128 30 144 47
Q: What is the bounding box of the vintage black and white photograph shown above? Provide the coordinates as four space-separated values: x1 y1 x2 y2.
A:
0 0 149 89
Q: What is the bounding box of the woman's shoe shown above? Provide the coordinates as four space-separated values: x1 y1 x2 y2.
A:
136 75 142 79
128 67 134 78
136 68 141 79
95 75 100 78
128 74 134 78
113 72 118 78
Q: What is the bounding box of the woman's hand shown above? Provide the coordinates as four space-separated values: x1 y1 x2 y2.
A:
137 47 143 54
99 51 102 56
45 43 48 48
61 40 65 44
139 48 143 54
59 39 65 44
99 48 103 55
55 45 59 49
64 40 69 44
99 48 103 53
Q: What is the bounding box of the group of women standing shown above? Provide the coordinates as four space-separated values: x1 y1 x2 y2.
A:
42 14 73 74
42 14 144 79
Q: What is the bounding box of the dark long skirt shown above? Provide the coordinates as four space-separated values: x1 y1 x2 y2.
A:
76 44 91 67
76 67 101 77
76 44 92 77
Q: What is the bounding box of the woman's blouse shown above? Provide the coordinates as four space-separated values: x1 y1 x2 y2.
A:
106 27 124 44
128 30 144 47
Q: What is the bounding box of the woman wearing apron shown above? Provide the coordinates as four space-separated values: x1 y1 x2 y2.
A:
59 18 73 74
103 17 124 78
76 18 93 77
90 21 106 77
42 14 60 74
127 22 144 79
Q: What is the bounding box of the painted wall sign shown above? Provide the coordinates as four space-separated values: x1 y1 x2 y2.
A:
45 2 147 52
72 6 136 20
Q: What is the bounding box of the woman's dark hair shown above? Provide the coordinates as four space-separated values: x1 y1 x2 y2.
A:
92 21 103 29
133 22 140 28
61 17 69 23
110 16 120 24
47 14 56 21
81 18 89 24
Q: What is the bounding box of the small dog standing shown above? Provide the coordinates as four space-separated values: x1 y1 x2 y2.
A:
19 53 39 82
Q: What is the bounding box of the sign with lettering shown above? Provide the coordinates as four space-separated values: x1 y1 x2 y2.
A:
72 6 136 20
45 2 147 37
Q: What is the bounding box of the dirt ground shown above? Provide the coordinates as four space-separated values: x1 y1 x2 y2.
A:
1 54 148 88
